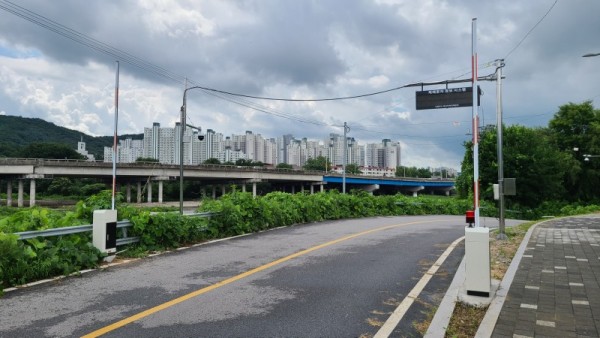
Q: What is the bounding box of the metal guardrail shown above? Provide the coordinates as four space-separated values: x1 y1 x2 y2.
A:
14 212 217 246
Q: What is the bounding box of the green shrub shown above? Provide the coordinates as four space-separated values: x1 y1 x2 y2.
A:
0 232 103 293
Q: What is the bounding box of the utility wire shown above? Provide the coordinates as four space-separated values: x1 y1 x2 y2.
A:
504 0 559 60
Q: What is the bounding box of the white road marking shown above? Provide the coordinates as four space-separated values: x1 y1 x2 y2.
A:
374 236 465 338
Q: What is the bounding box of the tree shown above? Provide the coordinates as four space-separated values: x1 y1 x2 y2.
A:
276 163 293 169
204 158 221 165
345 163 361 174
395 166 431 178
457 125 572 207
548 101 600 201
235 159 264 167
303 156 330 171
19 142 84 160
135 157 159 163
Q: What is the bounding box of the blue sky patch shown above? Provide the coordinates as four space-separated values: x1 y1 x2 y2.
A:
0 43 41 58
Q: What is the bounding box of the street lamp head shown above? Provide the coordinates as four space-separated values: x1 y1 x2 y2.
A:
583 52 600 58
585 157 590 162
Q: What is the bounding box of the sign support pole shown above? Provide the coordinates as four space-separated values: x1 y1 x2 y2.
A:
471 18 480 228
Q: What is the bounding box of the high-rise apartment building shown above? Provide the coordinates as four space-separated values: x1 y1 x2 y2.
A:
103 138 143 163
364 139 401 170
103 122 404 174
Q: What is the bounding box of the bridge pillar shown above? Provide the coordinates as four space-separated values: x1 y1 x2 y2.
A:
403 185 425 198
158 180 163 203
291 186 295 194
221 185 226 196
212 186 216 199
301 185 305 194
17 180 24 207
137 181 142 203
29 179 36 207
242 184 246 193
310 185 314 194
126 183 131 203
6 180 12 207
147 181 152 203
252 182 257 198
320 184 324 193
362 184 380 195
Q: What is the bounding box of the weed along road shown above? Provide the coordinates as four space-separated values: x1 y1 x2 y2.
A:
0 215 522 337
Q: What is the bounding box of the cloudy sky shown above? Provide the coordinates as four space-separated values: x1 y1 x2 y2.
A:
0 0 599 169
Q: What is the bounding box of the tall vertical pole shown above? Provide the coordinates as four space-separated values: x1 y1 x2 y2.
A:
496 59 507 239
111 61 119 211
471 18 480 227
180 89 187 215
342 122 348 194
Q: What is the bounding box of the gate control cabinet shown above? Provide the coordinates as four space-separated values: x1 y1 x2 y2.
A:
93 210 117 254
465 226 491 297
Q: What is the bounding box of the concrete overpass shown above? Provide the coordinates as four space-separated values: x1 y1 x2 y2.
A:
0 159 456 207
0 158 324 207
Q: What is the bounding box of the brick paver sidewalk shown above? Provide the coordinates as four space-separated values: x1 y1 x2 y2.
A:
492 216 600 337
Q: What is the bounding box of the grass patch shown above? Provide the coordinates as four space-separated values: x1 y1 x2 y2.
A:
445 303 488 337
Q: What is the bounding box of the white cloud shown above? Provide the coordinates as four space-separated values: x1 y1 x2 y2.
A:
0 0 598 170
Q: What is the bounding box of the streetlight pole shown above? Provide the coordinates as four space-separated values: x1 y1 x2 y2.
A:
179 91 187 215
180 86 204 214
342 122 349 194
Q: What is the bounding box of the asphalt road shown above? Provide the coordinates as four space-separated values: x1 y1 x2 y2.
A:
0 215 521 337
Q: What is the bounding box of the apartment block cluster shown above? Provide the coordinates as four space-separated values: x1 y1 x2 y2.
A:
104 122 402 176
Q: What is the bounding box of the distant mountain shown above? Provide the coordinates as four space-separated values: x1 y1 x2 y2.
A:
0 115 142 159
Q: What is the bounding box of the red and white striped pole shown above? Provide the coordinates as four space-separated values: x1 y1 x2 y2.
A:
471 18 480 227
111 61 119 210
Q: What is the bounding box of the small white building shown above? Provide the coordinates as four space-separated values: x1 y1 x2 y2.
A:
77 140 95 161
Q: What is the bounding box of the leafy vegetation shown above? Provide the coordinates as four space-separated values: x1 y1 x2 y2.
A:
457 101 600 209
0 232 104 294
303 156 331 171
395 166 433 178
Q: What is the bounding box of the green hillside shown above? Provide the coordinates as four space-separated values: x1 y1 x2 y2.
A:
0 115 142 159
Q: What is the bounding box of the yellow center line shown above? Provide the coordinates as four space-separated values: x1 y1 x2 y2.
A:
82 219 446 337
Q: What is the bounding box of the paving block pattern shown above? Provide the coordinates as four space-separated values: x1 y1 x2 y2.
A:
492 216 600 337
